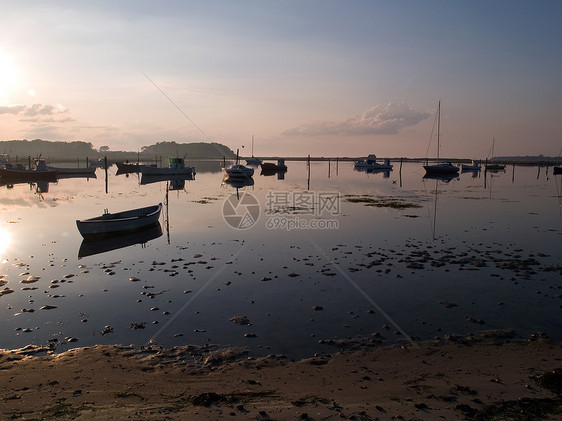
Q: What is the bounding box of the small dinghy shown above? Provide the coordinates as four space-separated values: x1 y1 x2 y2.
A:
76 203 162 239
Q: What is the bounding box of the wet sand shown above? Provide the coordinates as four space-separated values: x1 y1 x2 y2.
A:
1 333 561 420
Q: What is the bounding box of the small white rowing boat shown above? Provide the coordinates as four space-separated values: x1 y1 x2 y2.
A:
76 203 162 239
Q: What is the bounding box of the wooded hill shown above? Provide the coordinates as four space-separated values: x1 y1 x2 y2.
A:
0 140 235 162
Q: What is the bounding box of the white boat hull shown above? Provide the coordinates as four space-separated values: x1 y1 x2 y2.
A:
76 203 162 239
223 164 254 177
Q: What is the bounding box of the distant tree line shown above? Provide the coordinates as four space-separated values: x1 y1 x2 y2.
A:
0 139 235 162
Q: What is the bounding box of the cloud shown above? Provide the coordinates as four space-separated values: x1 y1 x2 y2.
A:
282 102 430 137
0 103 70 120
19 117 74 123
0 104 26 115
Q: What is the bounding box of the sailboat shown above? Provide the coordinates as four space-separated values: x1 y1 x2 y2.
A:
485 138 506 171
245 135 262 166
224 149 254 178
423 101 459 176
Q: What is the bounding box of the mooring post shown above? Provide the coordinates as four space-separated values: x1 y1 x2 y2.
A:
104 156 108 194
307 154 311 191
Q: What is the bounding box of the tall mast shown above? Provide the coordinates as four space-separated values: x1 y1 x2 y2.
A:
437 100 441 163
251 134 254 157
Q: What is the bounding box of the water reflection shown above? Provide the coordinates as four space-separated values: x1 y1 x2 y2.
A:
222 174 254 201
0 225 11 256
56 172 97 180
423 173 459 183
78 222 163 258
140 173 195 190
461 169 481 178
0 161 560 358
222 174 254 189
354 167 392 178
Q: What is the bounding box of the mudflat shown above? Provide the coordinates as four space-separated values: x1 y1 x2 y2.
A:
1 333 561 420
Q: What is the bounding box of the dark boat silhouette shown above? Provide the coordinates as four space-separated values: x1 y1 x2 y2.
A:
78 222 163 258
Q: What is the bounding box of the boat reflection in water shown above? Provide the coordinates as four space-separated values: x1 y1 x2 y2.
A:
423 173 459 183
0 179 55 197
260 159 287 180
222 173 254 200
354 166 392 178
140 173 195 190
222 174 254 189
78 222 163 259
462 169 481 178
116 161 141 174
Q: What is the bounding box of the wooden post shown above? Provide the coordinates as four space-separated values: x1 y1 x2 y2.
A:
104 156 108 194
307 154 311 191
512 163 515 183
484 159 488 189
537 164 541 180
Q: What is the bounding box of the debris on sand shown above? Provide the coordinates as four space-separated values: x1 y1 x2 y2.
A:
21 276 41 284
230 315 251 325
0 287 14 297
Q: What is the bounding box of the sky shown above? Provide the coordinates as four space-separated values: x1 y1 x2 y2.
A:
1 0 561 158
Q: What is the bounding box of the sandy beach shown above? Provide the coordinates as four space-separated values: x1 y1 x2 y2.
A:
1 332 560 420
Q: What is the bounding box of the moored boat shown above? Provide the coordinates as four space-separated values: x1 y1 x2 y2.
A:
224 149 254 178
485 161 506 172
423 101 459 176
224 164 254 177
260 159 287 173
354 155 393 170
78 222 163 258
485 138 505 171
76 203 162 239
116 161 141 174
245 135 262 166
0 159 58 181
423 162 460 174
46 165 96 175
461 160 482 171
140 157 195 176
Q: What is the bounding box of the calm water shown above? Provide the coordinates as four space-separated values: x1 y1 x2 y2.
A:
0 161 560 359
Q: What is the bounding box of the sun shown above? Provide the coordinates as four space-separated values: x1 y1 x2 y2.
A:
0 50 19 97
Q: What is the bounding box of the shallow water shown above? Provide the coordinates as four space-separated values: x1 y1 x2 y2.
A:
0 161 560 359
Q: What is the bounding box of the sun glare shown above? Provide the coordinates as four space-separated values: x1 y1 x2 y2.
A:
0 50 19 97
0 226 11 257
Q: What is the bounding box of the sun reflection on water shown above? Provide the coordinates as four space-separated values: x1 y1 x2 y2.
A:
0 225 12 259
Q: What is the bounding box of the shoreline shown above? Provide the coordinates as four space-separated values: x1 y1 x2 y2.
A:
1 332 561 420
